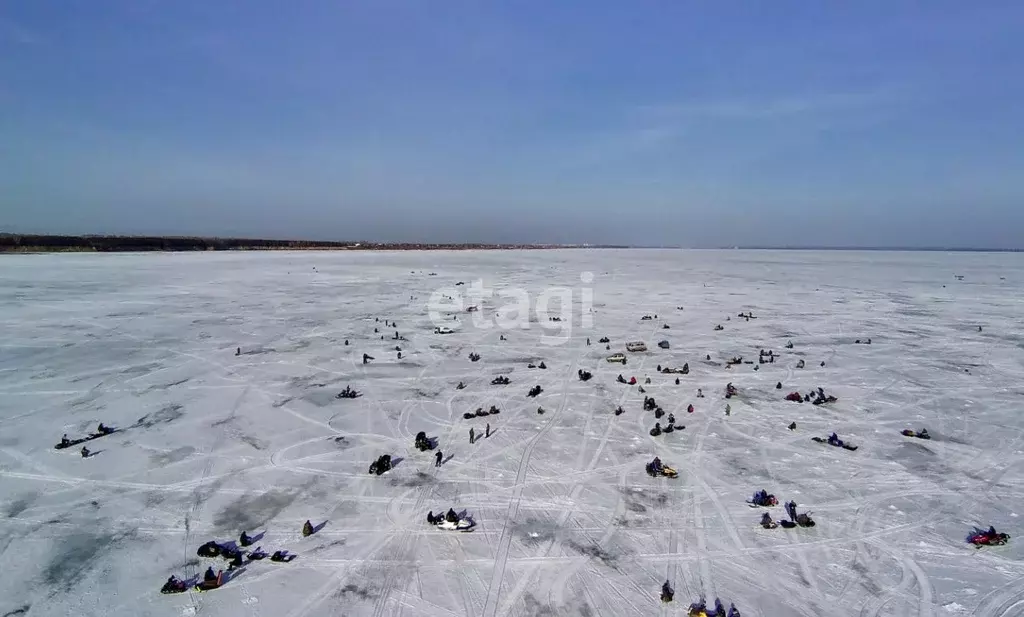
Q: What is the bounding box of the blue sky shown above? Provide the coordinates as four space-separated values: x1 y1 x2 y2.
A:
2 1 1023 247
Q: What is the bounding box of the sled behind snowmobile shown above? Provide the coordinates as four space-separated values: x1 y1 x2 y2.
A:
436 517 475 532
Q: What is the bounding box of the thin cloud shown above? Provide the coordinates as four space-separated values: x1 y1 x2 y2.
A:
0 17 40 45
635 91 897 121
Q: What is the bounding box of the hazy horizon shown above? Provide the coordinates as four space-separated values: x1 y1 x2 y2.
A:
2 2 1023 248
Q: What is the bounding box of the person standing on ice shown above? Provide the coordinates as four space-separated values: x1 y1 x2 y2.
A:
435 450 443 467
485 423 490 438
469 428 475 444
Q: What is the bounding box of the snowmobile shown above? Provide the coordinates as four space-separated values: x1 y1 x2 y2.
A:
414 431 435 451
650 423 663 437
488 405 501 415
654 408 665 419
714 325 724 331
578 369 593 382
270 550 297 562
661 580 674 602
760 512 778 529
646 458 678 478
614 406 624 416
336 386 360 399
469 353 480 362
247 547 268 560
456 381 466 389
726 357 743 366
616 374 627 383
776 382 783 390
197 541 222 558
725 383 737 398
368 454 393 475
688 598 708 616
161 576 189 594
527 385 543 397
491 376 510 385
711 598 728 616
599 337 610 343
428 509 475 531
785 391 803 402
786 341 794 349
968 526 1010 547
781 501 815 528
812 433 858 451
796 359 805 369
788 422 797 430
538 362 547 369
747 489 778 507
901 429 931 440
537 407 546 415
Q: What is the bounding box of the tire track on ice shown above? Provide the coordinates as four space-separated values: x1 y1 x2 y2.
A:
497 387 619 616
970 574 1024 617
480 354 579 617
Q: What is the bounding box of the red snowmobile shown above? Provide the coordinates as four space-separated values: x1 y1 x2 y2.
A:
968 526 1010 547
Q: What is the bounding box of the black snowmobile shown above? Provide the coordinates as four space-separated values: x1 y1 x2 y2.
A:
650 423 663 437
527 385 543 397
614 406 624 416
468 353 481 362
369 454 393 475
336 386 361 399
491 376 510 385
661 580 674 602
270 550 296 562
197 540 222 558
578 369 593 382
415 431 435 451
812 433 858 451
247 547 268 560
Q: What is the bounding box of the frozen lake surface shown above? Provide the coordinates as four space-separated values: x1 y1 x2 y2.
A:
1 249 1023 617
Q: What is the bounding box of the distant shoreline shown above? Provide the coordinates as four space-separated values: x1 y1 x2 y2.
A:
0 234 628 253
0 234 1018 253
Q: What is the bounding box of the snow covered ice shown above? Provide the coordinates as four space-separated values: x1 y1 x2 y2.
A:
1 249 1023 616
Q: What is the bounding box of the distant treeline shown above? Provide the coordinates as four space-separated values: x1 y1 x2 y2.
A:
0 234 614 253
